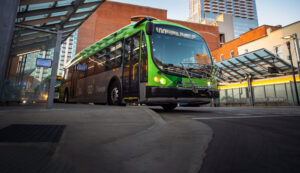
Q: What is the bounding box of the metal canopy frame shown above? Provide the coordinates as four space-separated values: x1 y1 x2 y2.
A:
9 0 105 108
12 0 105 55
216 48 293 83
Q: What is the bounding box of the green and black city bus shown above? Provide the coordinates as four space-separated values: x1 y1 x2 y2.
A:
59 17 219 110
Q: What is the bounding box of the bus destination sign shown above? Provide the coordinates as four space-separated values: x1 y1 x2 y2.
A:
154 25 199 40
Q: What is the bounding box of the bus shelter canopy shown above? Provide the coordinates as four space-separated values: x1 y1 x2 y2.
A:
216 48 293 83
12 0 105 55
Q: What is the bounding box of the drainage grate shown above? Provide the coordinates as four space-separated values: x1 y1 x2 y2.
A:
0 124 66 143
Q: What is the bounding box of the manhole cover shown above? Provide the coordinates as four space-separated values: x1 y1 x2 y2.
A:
0 124 66 143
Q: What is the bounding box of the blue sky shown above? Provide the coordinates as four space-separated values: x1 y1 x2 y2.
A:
110 0 300 26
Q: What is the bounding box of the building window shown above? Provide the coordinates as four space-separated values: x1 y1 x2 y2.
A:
220 34 225 45
230 50 235 58
244 49 248 53
274 45 282 58
220 54 224 61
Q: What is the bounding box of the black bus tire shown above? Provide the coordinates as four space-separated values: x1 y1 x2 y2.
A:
64 90 69 103
108 81 122 105
161 104 177 111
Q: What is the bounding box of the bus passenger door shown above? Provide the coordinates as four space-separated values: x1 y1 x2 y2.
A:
122 32 140 99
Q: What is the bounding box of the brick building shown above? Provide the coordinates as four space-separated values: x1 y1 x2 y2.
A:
212 25 281 62
76 1 220 53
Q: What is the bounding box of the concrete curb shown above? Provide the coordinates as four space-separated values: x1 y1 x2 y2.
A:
138 106 167 125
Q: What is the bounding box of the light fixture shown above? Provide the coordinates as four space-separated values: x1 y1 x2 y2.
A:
282 35 293 39
207 81 211 87
153 76 160 83
160 78 167 85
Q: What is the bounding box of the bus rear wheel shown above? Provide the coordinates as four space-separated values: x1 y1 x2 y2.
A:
161 104 177 111
108 81 121 105
64 90 69 103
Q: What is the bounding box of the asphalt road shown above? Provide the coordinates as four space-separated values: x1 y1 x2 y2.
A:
153 106 300 173
0 104 212 173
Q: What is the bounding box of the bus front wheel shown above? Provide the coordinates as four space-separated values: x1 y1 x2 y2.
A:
161 104 177 111
108 81 121 105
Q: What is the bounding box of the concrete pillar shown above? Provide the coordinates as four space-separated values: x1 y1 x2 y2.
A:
0 0 19 101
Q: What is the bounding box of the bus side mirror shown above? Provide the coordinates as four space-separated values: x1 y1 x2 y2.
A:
146 22 153 35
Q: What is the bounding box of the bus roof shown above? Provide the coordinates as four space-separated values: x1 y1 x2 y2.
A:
66 20 196 68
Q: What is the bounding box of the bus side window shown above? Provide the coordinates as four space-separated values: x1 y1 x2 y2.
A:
140 32 148 82
109 41 122 69
87 58 95 76
105 47 112 71
124 38 131 66
78 59 87 79
94 50 105 74
132 35 140 62
113 41 122 68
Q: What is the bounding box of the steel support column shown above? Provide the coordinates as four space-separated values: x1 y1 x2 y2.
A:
47 31 62 108
0 0 20 101
247 75 254 107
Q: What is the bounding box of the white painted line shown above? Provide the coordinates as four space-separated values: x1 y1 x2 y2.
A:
192 114 300 120
39 109 65 111
235 114 251 116
0 108 65 113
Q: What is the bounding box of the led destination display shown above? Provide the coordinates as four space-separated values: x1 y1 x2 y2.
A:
154 24 200 40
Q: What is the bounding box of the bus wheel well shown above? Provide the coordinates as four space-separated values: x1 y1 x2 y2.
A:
107 77 121 102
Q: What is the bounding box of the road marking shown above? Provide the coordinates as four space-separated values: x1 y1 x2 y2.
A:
235 113 251 116
39 108 65 111
192 114 300 120
0 108 65 113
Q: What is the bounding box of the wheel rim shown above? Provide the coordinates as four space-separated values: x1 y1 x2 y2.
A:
111 87 119 104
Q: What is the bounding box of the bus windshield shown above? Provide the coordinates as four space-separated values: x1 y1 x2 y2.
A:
151 24 212 75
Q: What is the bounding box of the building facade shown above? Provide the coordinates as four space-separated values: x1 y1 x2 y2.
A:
189 0 259 38
210 13 235 43
212 25 281 62
76 1 220 53
58 30 78 76
214 21 300 106
238 21 300 67
22 30 78 82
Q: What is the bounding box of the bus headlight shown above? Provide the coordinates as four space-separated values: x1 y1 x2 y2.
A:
207 81 211 86
153 76 160 83
160 78 166 85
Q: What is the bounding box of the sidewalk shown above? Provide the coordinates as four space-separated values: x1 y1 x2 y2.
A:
0 104 212 173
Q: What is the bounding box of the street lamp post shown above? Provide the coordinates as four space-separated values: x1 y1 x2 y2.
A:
283 33 300 78
286 41 300 106
292 34 300 78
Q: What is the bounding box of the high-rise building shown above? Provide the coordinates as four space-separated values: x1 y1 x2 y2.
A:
189 0 259 38
58 30 78 76
23 30 78 83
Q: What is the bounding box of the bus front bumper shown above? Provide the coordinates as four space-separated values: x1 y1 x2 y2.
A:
144 86 219 104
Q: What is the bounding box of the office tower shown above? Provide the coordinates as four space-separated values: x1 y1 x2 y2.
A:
189 0 258 38
23 30 78 82
58 30 78 76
